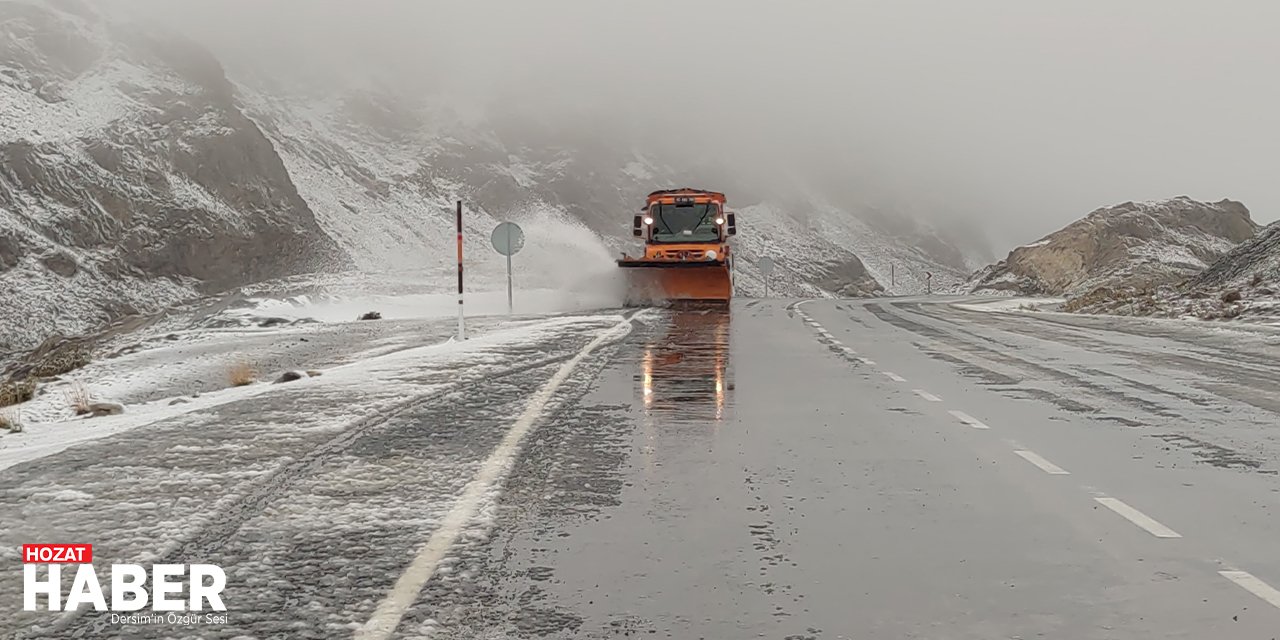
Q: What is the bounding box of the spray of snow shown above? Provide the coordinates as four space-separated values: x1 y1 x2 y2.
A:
493 203 626 308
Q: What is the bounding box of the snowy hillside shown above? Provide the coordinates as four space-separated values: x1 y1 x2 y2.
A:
1186 220 1280 291
239 81 976 300
0 1 344 351
1 0 984 354
966 197 1258 297
1064 220 1280 323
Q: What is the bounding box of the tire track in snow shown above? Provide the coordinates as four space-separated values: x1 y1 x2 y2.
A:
39 315 639 640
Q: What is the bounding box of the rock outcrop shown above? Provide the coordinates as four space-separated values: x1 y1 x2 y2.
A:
0 1 347 350
1185 220 1280 291
966 197 1258 296
1069 220 1280 322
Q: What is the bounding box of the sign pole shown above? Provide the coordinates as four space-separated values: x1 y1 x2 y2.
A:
506 252 513 314
757 257 777 299
490 221 526 317
456 200 465 340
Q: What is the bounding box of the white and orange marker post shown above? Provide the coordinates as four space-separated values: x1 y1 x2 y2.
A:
456 200 466 340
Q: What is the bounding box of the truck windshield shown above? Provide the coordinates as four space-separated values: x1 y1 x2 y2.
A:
652 204 721 243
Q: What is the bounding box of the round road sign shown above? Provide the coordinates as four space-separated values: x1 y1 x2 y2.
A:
757 257 776 275
490 222 525 256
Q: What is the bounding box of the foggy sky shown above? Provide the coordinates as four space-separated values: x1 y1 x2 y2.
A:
123 0 1280 246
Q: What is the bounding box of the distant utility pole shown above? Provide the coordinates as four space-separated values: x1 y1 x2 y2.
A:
891 263 896 288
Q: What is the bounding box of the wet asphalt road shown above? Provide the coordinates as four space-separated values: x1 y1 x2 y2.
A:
418 298 1280 639
4 298 1280 638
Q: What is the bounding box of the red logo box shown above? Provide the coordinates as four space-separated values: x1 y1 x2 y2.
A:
22 544 92 564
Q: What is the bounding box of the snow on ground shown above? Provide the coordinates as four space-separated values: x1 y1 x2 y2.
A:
233 287 621 325
0 303 635 636
0 311 621 472
951 295 1280 343
0 252 198 353
0 51 187 145
952 297 1066 313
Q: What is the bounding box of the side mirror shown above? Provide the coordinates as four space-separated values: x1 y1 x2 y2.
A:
632 215 644 237
726 212 737 236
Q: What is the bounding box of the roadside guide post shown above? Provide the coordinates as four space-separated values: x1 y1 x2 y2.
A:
926 271 933 295
456 200 466 340
490 222 525 314
758 257 776 298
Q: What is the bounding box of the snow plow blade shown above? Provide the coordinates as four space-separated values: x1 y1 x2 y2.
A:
618 260 733 306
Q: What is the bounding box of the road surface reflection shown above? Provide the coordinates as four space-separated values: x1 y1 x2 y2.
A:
637 308 733 421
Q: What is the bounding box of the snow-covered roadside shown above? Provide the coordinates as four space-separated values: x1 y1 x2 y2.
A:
951 297 1065 313
0 313 622 472
949 296 1280 344
228 286 624 325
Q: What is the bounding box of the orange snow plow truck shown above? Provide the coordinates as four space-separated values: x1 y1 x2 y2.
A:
618 188 737 305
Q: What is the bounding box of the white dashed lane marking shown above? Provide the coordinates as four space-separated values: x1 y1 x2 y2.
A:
947 410 989 429
1220 571 1280 610
858 357 876 366
912 389 942 402
1013 450 1070 475
882 372 907 382
1094 497 1182 538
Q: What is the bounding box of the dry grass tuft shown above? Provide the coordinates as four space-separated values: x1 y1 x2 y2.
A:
228 362 257 387
1 407 22 433
0 378 36 408
1221 289 1243 304
0 407 20 432
64 381 92 415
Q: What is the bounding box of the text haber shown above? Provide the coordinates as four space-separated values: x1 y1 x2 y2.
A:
22 544 226 613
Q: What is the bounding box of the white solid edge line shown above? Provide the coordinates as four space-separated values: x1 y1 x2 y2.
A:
1220 571 1280 610
1094 497 1182 538
355 318 632 640
912 389 942 402
947 409 989 429
1014 449 1070 474
882 371 907 382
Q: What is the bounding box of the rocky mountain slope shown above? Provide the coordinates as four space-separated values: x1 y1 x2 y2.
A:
966 197 1258 296
240 84 980 300
1 0 983 352
1064 220 1279 322
1186 219 1279 291
0 0 345 351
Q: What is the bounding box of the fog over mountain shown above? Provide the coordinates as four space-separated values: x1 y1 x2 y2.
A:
4 0 1278 349
123 0 1280 247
